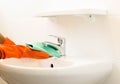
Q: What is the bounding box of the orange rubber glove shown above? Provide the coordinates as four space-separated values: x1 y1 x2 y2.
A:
0 38 51 59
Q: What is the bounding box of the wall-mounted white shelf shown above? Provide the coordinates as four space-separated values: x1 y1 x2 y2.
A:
36 9 107 17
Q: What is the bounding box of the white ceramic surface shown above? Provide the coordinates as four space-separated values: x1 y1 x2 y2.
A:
0 57 112 84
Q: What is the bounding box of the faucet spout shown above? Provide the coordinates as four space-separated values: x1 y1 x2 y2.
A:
44 35 65 57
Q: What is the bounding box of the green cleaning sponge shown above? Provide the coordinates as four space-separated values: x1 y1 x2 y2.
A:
26 42 61 58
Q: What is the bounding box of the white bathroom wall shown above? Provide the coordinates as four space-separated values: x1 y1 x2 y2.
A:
103 0 120 84
0 0 120 84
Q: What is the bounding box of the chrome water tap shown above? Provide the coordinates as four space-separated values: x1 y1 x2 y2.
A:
44 35 65 56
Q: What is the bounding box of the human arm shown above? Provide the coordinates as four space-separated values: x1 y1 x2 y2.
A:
0 33 51 59
0 33 5 58
0 51 1 59
0 33 15 59
0 33 5 44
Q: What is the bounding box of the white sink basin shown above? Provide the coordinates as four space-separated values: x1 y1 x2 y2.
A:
0 57 75 68
0 57 112 84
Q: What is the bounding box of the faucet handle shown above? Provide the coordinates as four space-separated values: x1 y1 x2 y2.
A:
48 35 65 46
49 35 60 39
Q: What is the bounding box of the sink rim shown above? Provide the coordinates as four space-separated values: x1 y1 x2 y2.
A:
0 58 79 70
0 58 112 76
